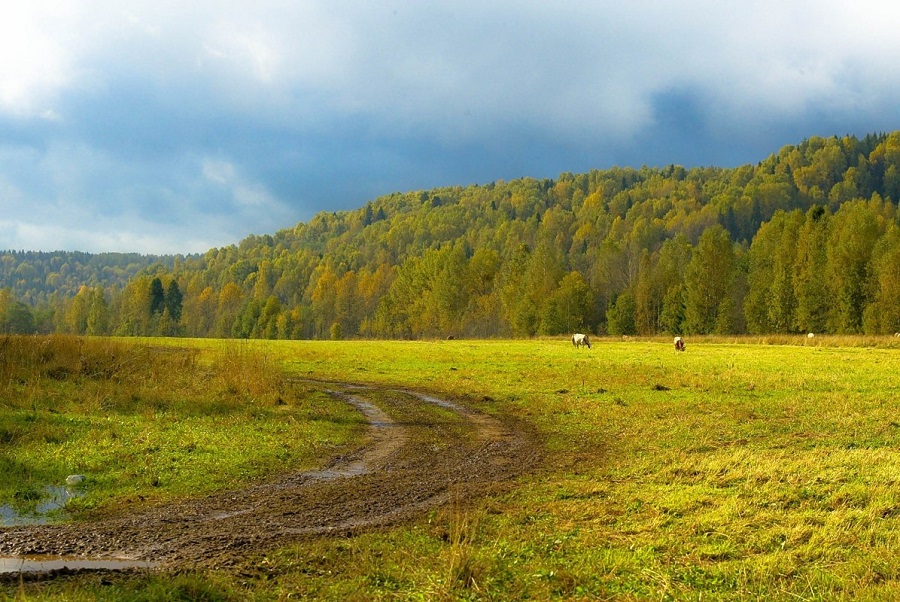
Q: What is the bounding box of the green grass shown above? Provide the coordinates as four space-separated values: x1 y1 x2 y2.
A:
5 336 900 600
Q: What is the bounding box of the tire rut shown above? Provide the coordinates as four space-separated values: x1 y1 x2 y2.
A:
0 382 538 571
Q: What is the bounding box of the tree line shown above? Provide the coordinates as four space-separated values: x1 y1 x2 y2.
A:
3 132 900 338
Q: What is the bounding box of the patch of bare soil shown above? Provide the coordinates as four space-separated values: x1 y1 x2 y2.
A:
0 382 539 572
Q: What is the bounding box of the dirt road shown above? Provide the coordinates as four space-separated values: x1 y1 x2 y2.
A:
0 382 538 571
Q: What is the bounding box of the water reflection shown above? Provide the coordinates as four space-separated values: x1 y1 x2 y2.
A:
0 556 154 574
0 485 84 527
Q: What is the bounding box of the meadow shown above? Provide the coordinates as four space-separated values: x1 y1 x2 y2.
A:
3 335 900 600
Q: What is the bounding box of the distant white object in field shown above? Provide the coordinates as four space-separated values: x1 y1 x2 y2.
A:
674 336 685 352
807 332 815 338
572 333 591 349
65 474 85 486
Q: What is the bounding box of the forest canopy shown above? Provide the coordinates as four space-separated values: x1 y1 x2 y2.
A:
3 132 900 338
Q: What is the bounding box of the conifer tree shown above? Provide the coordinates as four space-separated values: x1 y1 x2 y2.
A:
149 277 166 315
164 280 183 323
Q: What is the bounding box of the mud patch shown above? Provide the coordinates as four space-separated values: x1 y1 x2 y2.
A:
0 382 539 573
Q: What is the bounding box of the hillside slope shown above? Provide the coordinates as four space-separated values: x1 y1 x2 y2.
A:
3 131 900 337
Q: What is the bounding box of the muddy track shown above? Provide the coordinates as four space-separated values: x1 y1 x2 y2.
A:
0 382 539 571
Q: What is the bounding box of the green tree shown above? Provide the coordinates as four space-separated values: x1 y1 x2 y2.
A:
182 285 216 337
540 271 595 335
164 280 183 323
864 225 900 333
156 308 179 337
463 248 501 337
357 265 395 337
606 291 636 335
793 206 830 333
633 251 657 335
498 245 536 337
308 264 338 339
86 288 109 335
115 276 154 336
826 199 886 333
745 210 803 333
517 239 566 336
870 132 900 201
149 277 166 315
215 283 245 338
233 298 263 339
766 212 802 332
256 296 282 339
683 226 736 334
659 284 686 335
63 285 92 334
376 243 469 338
0 289 36 334
652 235 692 335
333 270 361 337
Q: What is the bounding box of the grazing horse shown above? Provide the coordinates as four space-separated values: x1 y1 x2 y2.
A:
572 333 591 349
674 336 685 352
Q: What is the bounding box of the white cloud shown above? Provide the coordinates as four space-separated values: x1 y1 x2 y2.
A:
0 3 74 116
201 157 281 208
0 144 295 253
233 185 276 208
202 159 236 186
204 23 282 84
0 218 222 255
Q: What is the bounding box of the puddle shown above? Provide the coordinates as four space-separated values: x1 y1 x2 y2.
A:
0 485 84 527
0 556 155 574
305 462 368 479
407 391 463 412
307 393 400 480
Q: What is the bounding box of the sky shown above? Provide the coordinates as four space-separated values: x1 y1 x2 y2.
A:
1 1 900 255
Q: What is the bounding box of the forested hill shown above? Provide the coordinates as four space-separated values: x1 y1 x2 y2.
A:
3 131 900 338
0 252 179 302
0 252 179 332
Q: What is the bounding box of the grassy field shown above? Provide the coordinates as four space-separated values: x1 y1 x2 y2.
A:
4 335 900 600
0 336 364 520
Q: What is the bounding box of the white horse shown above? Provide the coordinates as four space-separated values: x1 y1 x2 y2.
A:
572 333 591 349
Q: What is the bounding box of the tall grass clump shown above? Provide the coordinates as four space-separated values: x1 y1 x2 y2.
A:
1 335 183 417
209 342 287 406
